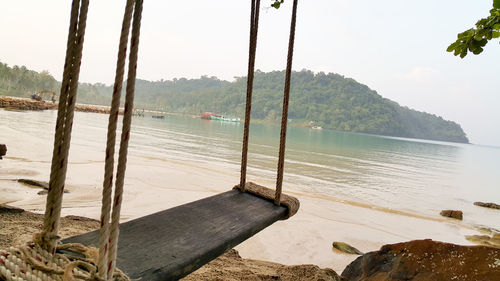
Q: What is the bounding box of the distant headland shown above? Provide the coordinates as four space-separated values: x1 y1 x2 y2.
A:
0 62 468 143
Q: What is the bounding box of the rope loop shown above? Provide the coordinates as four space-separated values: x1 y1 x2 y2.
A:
238 0 300 206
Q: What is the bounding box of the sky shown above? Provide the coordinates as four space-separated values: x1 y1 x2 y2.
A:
0 0 499 146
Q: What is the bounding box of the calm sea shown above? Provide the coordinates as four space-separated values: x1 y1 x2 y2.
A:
1 109 499 231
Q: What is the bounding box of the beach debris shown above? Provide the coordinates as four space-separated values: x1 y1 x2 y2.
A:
342 239 500 280
440 209 463 220
18 178 69 193
0 204 24 213
466 234 500 249
332 241 363 255
474 201 500 210
0 144 6 159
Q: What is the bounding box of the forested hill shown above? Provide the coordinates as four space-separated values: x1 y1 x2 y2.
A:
0 62 468 143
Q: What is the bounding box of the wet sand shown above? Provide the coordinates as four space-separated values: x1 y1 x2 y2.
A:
0 110 482 273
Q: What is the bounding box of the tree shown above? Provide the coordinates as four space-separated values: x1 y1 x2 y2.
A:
447 1 500 58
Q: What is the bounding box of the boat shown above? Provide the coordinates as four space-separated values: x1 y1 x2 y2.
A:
201 112 240 123
152 115 165 119
311 126 323 130
201 112 221 120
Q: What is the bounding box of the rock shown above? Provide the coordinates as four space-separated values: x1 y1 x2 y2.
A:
0 204 24 213
17 179 69 193
466 234 500 249
440 209 463 220
474 201 500 210
341 239 500 281
0 144 6 159
332 241 363 255
18 179 49 189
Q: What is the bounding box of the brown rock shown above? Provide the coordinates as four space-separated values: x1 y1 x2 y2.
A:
440 209 463 220
342 239 500 281
0 144 6 159
474 201 500 210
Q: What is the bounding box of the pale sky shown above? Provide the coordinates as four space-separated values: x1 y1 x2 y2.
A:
1 1 499 146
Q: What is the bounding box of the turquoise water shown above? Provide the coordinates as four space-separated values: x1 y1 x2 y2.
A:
2 109 499 231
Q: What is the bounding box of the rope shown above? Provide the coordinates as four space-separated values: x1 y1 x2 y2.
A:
107 0 144 276
97 1 135 279
234 182 299 219
275 0 298 205
239 0 261 192
42 0 89 253
2 0 142 278
0 242 130 281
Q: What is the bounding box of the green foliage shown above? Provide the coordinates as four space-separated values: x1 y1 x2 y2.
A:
131 70 468 143
0 62 468 143
447 6 500 58
0 62 113 105
271 0 284 9
0 62 58 97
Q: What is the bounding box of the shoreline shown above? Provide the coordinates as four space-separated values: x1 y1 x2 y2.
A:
0 96 471 145
0 166 483 273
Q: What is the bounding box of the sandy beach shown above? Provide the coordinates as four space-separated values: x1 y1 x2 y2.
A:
0 110 483 274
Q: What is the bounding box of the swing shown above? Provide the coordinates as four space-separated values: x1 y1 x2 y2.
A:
0 0 300 280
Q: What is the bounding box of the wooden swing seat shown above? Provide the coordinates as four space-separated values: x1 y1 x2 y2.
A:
63 188 291 281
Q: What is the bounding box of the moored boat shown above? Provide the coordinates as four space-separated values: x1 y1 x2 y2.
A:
201 112 240 122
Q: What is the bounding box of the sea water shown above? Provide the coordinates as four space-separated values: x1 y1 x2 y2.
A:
1 109 499 232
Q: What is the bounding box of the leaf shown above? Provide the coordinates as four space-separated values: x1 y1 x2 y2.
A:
492 31 500 38
271 0 283 9
446 42 458 52
494 23 500 30
472 46 483 55
494 0 500 9
460 48 468 58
